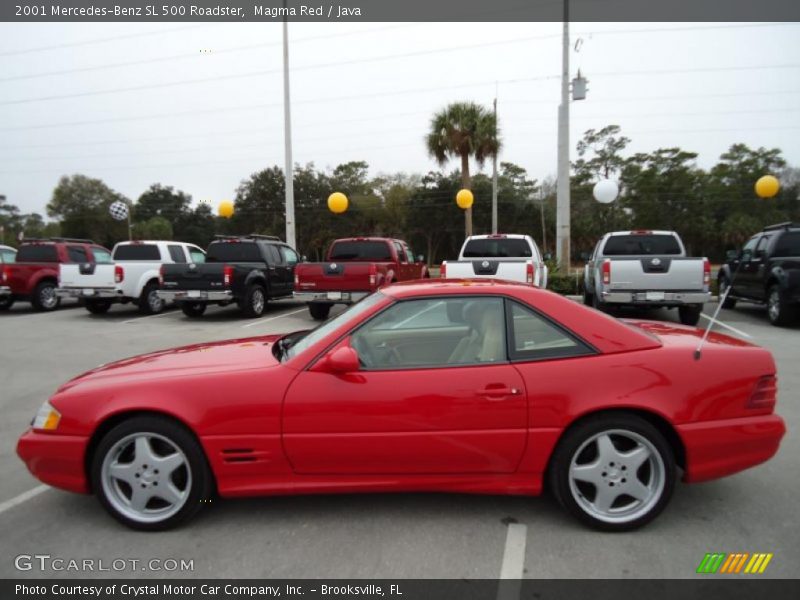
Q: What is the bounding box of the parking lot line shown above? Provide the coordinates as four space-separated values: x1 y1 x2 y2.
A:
499 522 527 578
699 313 752 338
120 311 179 325
241 307 307 328
0 485 48 516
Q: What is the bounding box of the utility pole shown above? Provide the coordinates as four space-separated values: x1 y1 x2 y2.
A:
539 186 547 254
282 5 296 249
555 0 570 271
491 96 498 234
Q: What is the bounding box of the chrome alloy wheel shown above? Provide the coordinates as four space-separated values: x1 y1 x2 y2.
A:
252 288 265 314
148 289 165 313
40 285 58 309
768 288 781 322
568 429 665 524
101 432 192 524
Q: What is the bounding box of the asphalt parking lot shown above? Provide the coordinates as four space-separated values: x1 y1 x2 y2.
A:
0 297 797 579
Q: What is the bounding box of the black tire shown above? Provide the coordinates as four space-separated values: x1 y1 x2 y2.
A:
678 304 703 326
90 415 214 531
0 296 14 310
308 302 332 321
241 283 267 318
549 412 676 532
85 300 112 314
592 291 610 314
583 290 594 307
31 280 60 311
767 284 799 327
718 276 737 309
138 282 165 315
180 302 207 318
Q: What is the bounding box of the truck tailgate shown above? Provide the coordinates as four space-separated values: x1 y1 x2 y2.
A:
608 258 705 291
443 260 530 283
161 263 226 291
295 262 375 292
59 263 115 289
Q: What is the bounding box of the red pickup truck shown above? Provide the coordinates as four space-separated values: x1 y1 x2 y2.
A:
294 237 429 319
0 238 111 311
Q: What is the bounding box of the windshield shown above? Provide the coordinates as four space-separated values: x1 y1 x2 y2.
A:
329 241 392 261
603 234 682 256
284 293 386 361
462 238 532 258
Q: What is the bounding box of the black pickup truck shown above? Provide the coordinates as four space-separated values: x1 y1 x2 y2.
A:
718 222 800 326
158 235 300 318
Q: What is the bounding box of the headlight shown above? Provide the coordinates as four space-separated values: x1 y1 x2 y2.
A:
32 400 61 431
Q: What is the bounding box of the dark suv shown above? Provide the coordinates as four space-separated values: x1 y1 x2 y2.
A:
718 222 800 326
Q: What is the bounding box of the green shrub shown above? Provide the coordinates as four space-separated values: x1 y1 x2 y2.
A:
547 271 584 296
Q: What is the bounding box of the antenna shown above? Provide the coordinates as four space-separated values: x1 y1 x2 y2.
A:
694 253 747 360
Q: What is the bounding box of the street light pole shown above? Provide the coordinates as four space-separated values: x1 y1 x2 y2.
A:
491 96 498 234
555 0 570 271
282 7 296 249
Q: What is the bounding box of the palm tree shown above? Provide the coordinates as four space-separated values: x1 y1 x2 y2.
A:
426 102 501 236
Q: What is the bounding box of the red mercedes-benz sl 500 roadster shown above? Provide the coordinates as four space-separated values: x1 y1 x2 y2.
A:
17 280 785 530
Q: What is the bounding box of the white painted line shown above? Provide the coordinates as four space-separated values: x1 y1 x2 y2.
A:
0 485 49 516
497 523 527 600
699 313 753 338
241 307 307 328
120 311 177 325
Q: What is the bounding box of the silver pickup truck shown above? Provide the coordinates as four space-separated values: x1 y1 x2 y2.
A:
583 230 711 325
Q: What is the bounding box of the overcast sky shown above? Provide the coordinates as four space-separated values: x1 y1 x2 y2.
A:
1 21 798 216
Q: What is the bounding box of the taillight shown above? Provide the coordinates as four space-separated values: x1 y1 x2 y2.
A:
602 259 611 285
158 265 164 286
369 263 377 288
1 266 7 282
526 262 535 285
440 262 447 279
114 265 124 283
747 375 777 411
703 258 711 287
223 265 234 286
294 272 299 286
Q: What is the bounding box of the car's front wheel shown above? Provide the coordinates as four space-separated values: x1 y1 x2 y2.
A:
91 415 213 530
549 413 675 531
718 276 737 309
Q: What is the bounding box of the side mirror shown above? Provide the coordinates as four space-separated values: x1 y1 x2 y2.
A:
322 346 360 373
301 255 308 263
726 249 738 261
741 249 753 262
417 254 425 263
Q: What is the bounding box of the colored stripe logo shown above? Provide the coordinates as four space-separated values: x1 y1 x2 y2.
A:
697 552 773 574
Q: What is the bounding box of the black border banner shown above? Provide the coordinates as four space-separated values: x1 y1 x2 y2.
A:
3 0 800 23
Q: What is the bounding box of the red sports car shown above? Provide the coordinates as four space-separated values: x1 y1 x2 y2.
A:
17 280 785 531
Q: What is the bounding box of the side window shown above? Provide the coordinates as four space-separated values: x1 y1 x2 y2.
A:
67 245 88 263
507 300 593 361
742 236 759 256
264 244 282 265
91 248 112 264
350 297 506 370
280 246 299 266
189 248 206 264
393 242 407 262
168 245 187 263
754 235 772 258
403 243 415 262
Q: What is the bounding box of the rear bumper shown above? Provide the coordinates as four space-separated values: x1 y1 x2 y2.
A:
16 430 90 494
56 287 119 300
678 414 786 483
294 291 369 304
0 285 10 297
602 290 711 305
157 289 233 302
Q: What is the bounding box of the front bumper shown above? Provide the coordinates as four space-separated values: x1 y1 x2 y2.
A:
56 287 119 300
601 290 711 306
16 430 90 494
678 414 785 483
294 291 369 304
157 289 233 302
0 285 10 298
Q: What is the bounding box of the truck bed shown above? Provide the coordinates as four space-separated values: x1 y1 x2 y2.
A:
606 257 705 291
294 262 382 293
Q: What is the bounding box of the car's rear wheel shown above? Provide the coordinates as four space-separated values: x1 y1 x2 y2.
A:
180 302 206 318
138 282 165 315
583 290 594 307
91 415 213 531
678 304 702 326
31 280 60 311
241 283 266 318
767 284 798 327
718 276 737 309
549 413 675 531
308 302 332 321
85 299 112 314
0 296 14 310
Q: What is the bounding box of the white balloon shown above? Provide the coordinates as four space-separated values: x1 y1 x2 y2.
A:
593 179 619 204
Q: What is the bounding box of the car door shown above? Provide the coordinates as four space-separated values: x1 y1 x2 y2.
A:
282 296 528 475
745 234 774 301
279 246 299 292
393 241 410 280
736 235 764 299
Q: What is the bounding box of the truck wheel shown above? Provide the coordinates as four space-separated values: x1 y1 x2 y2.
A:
85 300 112 314
180 302 206 318
767 284 798 327
718 276 737 309
678 304 703 326
138 282 165 315
241 284 266 318
308 303 332 321
31 281 60 311
0 297 13 311
592 292 610 314
583 290 594 307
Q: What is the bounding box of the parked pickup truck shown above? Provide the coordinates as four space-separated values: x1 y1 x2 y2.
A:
57 240 206 315
583 230 711 326
718 222 800 326
294 237 429 320
440 234 548 288
0 238 111 311
0 245 17 310
158 234 299 318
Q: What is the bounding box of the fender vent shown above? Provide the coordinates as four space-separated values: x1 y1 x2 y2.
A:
221 448 256 463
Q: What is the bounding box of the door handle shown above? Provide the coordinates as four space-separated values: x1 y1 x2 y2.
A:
477 386 521 399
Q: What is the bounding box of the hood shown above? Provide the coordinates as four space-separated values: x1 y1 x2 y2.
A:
58 334 283 392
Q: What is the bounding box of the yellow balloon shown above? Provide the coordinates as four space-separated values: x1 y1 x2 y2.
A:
456 189 474 210
755 175 780 199
218 200 234 218
328 192 349 214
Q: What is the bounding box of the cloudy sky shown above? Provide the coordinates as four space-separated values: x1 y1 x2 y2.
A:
1 21 798 216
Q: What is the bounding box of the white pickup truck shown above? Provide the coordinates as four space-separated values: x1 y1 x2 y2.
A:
583 230 711 325
440 234 548 288
57 240 206 315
